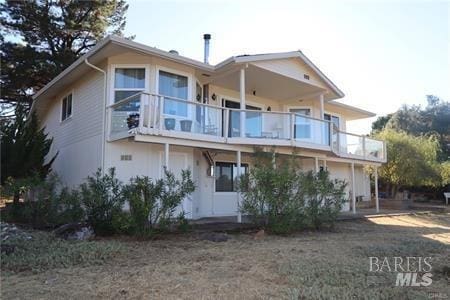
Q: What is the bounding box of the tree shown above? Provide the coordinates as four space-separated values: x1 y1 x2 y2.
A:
374 129 441 197
371 95 450 159
1 104 57 202
1 0 129 112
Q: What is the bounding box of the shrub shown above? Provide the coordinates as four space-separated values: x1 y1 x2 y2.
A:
3 174 84 228
123 168 195 236
80 168 124 235
239 150 347 233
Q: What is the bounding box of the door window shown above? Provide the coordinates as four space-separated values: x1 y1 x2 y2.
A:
291 108 311 139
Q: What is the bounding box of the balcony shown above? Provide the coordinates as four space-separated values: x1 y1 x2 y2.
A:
109 92 386 163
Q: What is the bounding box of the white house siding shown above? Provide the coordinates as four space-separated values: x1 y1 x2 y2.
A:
251 58 329 91
40 70 104 187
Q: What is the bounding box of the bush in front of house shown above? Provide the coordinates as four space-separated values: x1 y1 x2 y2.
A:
123 168 195 236
239 150 347 234
79 168 125 236
2 174 84 228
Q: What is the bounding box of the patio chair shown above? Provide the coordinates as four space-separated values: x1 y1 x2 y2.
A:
444 192 450 205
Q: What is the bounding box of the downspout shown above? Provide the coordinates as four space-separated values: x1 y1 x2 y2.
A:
84 59 107 174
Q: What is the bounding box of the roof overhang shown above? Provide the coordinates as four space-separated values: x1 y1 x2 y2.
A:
325 101 376 120
32 35 346 113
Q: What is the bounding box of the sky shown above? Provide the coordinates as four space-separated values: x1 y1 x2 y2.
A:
123 0 449 134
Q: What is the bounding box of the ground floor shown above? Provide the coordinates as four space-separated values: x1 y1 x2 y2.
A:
2 213 449 299
100 139 380 219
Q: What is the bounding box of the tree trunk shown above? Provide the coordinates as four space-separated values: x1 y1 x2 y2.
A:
13 192 20 204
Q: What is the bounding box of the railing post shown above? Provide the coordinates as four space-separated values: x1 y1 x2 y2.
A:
362 136 366 158
224 109 229 140
159 96 164 131
290 113 295 143
336 126 341 154
138 94 144 131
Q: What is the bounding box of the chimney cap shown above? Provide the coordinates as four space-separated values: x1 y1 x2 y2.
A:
203 34 211 40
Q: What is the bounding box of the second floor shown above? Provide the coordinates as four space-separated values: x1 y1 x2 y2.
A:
33 35 386 163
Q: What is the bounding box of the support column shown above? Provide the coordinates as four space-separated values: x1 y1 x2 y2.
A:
164 143 170 170
236 150 242 223
319 93 324 119
314 157 319 172
375 167 379 213
240 67 246 138
351 162 356 214
323 159 327 170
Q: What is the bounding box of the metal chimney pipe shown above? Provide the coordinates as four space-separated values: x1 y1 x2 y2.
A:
203 34 211 64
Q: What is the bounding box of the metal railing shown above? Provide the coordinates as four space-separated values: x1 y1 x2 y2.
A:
107 92 386 162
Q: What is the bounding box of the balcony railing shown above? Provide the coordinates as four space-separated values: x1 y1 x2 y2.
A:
108 92 386 162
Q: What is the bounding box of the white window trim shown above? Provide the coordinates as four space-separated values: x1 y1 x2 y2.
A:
155 65 193 119
60 90 74 123
109 64 150 105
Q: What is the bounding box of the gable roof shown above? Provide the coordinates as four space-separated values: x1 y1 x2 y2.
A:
32 35 344 106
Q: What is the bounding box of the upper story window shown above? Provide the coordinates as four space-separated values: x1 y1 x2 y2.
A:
61 93 72 121
159 70 188 117
114 68 146 103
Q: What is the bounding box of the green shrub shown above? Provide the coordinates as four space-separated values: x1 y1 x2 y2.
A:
80 168 124 235
239 150 347 233
123 168 195 236
3 175 84 228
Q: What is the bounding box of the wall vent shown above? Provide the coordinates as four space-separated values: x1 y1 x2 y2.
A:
120 154 132 161
304 74 310 80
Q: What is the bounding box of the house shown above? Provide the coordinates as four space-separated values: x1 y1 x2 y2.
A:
31 35 386 221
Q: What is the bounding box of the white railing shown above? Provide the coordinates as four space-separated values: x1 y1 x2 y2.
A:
108 92 386 162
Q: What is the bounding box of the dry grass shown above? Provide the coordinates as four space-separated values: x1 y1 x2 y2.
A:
1 213 449 299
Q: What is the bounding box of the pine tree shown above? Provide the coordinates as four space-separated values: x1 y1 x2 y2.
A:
1 0 129 113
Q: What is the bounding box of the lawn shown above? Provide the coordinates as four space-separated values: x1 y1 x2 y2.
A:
1 213 449 299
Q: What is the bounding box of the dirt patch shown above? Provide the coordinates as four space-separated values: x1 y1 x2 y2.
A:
2 213 449 299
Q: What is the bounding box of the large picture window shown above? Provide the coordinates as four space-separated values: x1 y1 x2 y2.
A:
215 162 248 192
159 70 188 117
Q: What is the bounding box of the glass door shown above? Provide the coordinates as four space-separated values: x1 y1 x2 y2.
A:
223 99 262 137
290 108 311 139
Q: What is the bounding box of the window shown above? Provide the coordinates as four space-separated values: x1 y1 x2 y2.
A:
290 108 311 139
324 113 340 145
215 162 248 192
113 67 146 113
61 93 72 121
159 70 188 117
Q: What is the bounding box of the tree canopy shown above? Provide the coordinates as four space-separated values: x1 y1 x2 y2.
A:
372 95 450 160
0 0 129 113
374 129 442 196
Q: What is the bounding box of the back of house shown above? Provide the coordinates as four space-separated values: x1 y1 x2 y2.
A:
32 35 386 220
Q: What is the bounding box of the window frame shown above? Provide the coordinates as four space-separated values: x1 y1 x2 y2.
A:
214 161 249 193
60 91 73 122
287 106 313 140
110 64 150 105
324 112 341 130
155 65 193 118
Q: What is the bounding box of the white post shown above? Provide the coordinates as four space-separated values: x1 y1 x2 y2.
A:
375 167 379 213
236 150 242 223
323 159 327 170
351 162 356 214
239 67 246 138
164 143 169 170
319 94 324 119
314 157 319 172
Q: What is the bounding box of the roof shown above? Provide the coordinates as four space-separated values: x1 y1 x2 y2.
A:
32 35 346 107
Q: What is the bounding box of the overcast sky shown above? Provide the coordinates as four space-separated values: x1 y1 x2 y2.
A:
124 0 449 134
